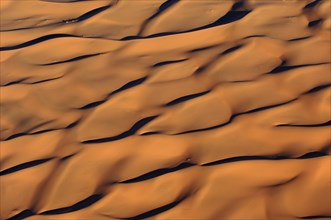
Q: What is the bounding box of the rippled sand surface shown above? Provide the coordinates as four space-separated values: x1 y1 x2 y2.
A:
1 0 331 219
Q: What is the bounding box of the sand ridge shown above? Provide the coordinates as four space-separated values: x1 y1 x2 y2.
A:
0 0 330 219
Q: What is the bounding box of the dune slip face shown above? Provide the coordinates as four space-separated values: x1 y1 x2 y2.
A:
0 0 331 219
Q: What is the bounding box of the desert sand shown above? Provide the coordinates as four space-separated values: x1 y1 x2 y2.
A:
0 0 330 219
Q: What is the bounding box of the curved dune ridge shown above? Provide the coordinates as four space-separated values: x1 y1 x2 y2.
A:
0 0 331 219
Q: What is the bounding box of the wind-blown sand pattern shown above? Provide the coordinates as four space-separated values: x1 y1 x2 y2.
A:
1 0 331 219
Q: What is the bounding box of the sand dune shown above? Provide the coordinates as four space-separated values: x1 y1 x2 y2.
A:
0 0 330 219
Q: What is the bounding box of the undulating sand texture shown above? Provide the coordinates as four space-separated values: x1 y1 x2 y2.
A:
1 0 331 219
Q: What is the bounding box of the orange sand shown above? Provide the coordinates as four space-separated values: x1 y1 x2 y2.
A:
0 0 330 219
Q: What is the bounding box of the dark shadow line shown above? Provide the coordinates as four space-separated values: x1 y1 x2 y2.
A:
62 5 111 24
41 0 88 2
80 100 106 110
79 76 148 110
82 116 158 144
40 194 102 215
308 19 322 27
202 156 280 166
304 0 322 9
298 151 328 159
2 78 28 86
152 58 187 67
173 3 251 33
304 84 331 94
288 36 311 41
110 76 147 96
65 120 81 129
164 91 210 106
40 53 105 66
193 65 208 75
203 152 328 167
0 34 77 51
269 62 330 74
30 76 63 84
60 153 77 161
301 216 331 219
276 121 331 128
7 210 35 220
0 158 54 176
121 3 251 41
124 199 183 220
122 32 182 40
121 163 193 184
189 45 217 53
208 10 250 27
140 131 162 136
137 0 179 35
243 34 266 39
267 175 299 188
193 44 244 76
122 151 328 184
4 125 70 141
158 0 179 14
221 44 243 55
121 157 278 184
229 79 253 83
176 99 296 135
